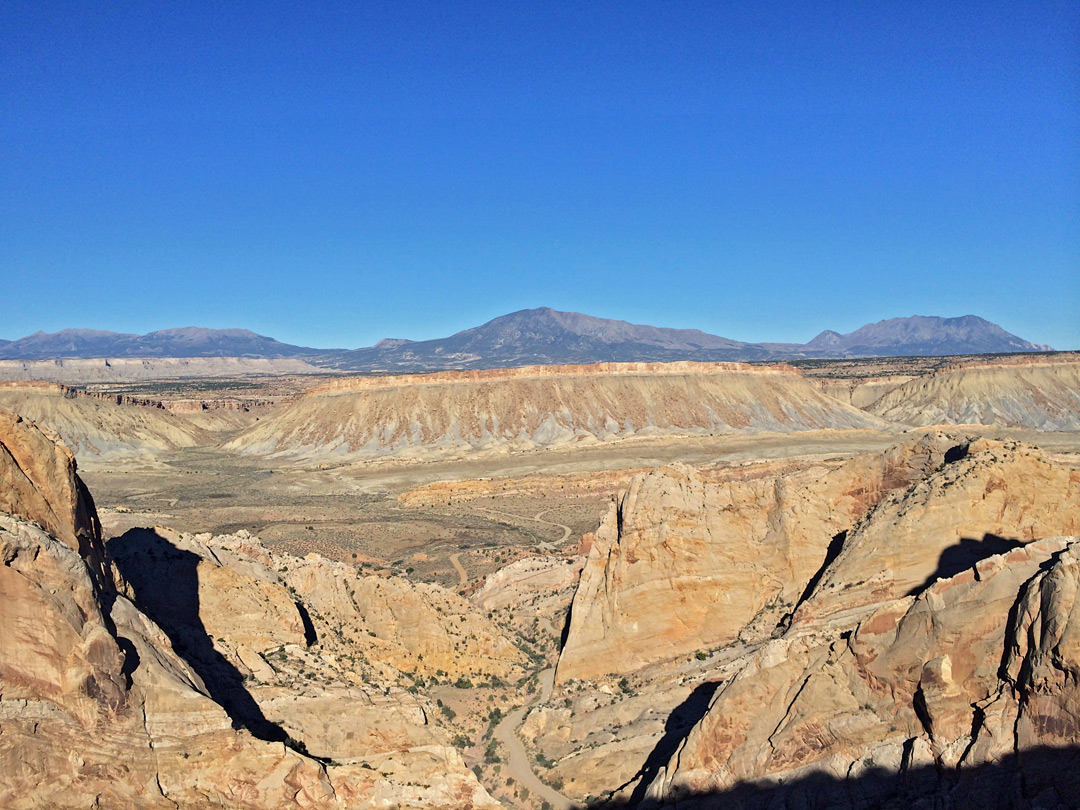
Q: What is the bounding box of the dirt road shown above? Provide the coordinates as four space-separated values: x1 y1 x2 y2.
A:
475 505 572 550
493 668 573 810
449 552 468 587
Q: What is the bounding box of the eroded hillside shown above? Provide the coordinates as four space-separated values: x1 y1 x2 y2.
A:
868 354 1080 429
0 410 511 808
0 382 213 463
224 362 893 461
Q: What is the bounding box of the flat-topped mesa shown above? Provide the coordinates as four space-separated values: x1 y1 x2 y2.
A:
929 349 1079 374
0 382 212 462
0 356 326 383
0 408 109 589
308 360 805 394
226 361 890 462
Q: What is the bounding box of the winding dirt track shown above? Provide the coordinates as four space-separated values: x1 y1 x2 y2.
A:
493 668 573 810
475 506 572 549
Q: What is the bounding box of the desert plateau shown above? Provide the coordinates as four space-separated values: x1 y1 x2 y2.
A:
2 321 1079 809
8 5 1076 805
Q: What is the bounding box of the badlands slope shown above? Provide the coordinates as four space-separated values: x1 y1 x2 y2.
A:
224 362 893 461
869 354 1080 429
0 382 211 463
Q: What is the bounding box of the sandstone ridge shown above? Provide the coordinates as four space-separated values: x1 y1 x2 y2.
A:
535 435 1080 806
555 432 1070 683
0 414 501 809
643 536 1080 808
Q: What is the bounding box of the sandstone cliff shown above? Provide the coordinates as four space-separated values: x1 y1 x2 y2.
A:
792 438 1080 632
0 414 500 809
538 432 1080 806
642 537 1080 808
555 432 1005 683
0 408 108 587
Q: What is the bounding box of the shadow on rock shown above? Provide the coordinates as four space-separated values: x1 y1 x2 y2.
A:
596 744 1080 809
613 680 722 805
908 533 1025 596
110 527 289 744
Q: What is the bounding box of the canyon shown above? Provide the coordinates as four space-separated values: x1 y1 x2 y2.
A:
1 350 1078 808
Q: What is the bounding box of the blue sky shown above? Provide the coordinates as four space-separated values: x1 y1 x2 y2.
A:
3 1 1077 349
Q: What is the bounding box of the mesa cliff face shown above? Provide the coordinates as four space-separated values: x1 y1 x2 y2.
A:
868 355 1080 429
0 382 211 463
225 362 892 461
0 412 501 809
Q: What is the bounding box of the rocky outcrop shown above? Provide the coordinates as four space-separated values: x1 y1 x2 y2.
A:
555 433 992 683
224 362 894 461
110 526 528 684
0 414 501 808
542 432 1080 806
642 538 1080 808
792 438 1080 631
0 408 108 588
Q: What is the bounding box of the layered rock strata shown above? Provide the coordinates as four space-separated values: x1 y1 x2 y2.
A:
0 411 500 809
0 382 210 462
643 537 1080 808
224 362 893 461
555 432 1040 683
868 355 1080 429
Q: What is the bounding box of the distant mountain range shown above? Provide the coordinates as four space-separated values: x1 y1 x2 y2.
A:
0 310 1052 369
0 327 332 360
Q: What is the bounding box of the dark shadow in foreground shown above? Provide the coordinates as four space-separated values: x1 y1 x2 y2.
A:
591 744 1080 810
110 528 291 745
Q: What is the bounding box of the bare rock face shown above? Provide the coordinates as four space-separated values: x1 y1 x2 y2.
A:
1004 541 1080 751
793 438 1080 631
0 415 500 809
555 432 978 683
0 492 343 809
0 408 108 589
277 545 529 681
643 538 1080 808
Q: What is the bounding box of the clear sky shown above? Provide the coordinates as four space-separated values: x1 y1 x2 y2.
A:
3 1 1077 349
